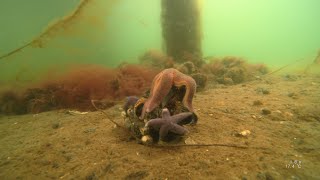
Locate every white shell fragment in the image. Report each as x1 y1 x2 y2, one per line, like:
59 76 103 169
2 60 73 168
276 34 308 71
184 137 196 145
239 130 251 137
67 110 88 115
141 135 153 145
121 111 126 118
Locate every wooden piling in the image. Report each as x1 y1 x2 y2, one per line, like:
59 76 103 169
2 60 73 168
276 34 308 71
161 0 203 66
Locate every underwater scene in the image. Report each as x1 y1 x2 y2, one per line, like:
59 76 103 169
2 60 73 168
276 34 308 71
0 0 320 179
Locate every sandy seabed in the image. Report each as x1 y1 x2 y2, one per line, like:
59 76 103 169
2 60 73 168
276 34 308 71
0 74 319 179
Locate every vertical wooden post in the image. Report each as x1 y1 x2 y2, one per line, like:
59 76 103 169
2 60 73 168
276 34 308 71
161 0 202 66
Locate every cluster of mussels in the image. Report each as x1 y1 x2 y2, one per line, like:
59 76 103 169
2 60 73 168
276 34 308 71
122 68 198 144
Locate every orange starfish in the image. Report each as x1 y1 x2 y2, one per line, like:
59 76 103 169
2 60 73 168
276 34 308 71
140 68 196 119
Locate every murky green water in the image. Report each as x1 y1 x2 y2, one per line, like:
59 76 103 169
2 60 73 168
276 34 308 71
0 1 320 179
0 0 319 83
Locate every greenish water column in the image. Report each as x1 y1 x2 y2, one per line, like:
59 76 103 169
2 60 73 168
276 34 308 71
161 0 202 64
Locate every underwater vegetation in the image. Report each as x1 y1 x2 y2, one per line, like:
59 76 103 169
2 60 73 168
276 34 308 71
202 56 269 85
0 0 92 60
139 49 174 69
0 53 269 115
0 64 159 115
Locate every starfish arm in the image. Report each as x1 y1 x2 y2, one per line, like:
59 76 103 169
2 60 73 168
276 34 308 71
169 124 188 135
170 112 193 124
159 124 170 140
146 118 166 130
140 74 161 119
182 76 196 112
161 108 171 119
172 72 196 112
140 70 173 119
147 72 173 111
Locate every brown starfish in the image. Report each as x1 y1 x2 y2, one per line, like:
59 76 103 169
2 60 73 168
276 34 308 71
140 68 196 119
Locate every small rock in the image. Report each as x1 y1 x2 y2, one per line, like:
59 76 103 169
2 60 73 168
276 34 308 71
287 92 298 99
234 130 251 137
253 100 263 106
255 76 261 80
52 162 59 168
274 110 282 114
284 112 293 119
240 130 251 136
141 135 153 145
191 73 208 89
262 89 270 94
283 74 298 81
223 77 234 85
83 128 96 133
52 122 60 129
290 175 301 180
185 137 197 145
265 172 275 180
121 111 126 118
239 130 251 136
261 108 271 115
241 176 248 180
256 87 270 95
256 172 265 179
222 108 230 113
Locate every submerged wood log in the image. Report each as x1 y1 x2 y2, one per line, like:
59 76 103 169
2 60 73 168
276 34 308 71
161 0 203 66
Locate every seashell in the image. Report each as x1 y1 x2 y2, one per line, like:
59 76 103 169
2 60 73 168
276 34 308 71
67 110 88 115
141 135 153 145
239 130 251 137
134 97 146 118
184 137 196 145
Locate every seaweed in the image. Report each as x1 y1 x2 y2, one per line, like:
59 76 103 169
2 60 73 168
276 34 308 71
202 56 269 85
0 65 159 115
139 49 174 69
0 90 26 115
